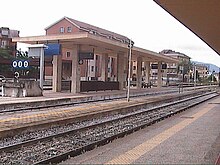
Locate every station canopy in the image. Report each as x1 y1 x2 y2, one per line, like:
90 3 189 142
13 32 178 63
154 0 220 55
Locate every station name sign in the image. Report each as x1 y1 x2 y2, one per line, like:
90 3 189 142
44 43 61 56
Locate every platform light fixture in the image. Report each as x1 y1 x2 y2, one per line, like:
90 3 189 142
193 63 197 89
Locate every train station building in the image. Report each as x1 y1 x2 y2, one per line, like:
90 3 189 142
13 17 178 93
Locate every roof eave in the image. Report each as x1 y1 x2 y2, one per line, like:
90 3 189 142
44 16 81 30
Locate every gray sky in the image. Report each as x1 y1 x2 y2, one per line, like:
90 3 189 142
1 0 220 67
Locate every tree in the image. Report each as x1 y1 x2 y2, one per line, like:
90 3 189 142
207 73 217 82
16 49 28 59
0 48 36 78
0 48 14 59
0 48 14 76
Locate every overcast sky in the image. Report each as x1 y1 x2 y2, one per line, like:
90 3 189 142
1 0 220 67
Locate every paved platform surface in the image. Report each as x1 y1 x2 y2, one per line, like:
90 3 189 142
0 86 216 106
0 87 169 104
60 95 220 164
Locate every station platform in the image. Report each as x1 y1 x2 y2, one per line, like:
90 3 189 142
60 95 220 164
0 86 217 110
0 87 183 111
0 87 168 105
0 86 217 137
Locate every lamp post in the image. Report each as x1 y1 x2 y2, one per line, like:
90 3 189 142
127 39 134 102
194 63 196 89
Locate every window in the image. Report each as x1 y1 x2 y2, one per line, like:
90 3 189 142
60 27 65 33
66 51 71 58
96 55 99 60
91 66 94 72
1 29 9 36
1 40 7 48
133 66 136 70
67 27 72 33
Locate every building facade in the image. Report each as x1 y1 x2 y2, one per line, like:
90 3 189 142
160 49 191 84
194 63 209 82
0 27 19 56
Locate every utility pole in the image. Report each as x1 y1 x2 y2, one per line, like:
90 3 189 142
127 39 134 102
194 64 196 89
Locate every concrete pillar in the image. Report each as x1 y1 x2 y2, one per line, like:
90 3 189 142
157 61 162 88
117 53 125 90
144 61 150 83
136 56 142 88
52 54 62 92
124 56 128 87
163 67 168 86
101 53 108 81
71 45 80 93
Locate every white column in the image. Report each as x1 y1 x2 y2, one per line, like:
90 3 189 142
136 57 142 88
39 47 44 89
157 61 162 88
52 54 62 92
117 53 125 90
71 45 80 93
101 53 108 81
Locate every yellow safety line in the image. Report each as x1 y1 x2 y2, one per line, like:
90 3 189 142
105 104 216 164
0 104 100 123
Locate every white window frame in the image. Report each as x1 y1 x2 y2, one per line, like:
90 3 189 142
1 40 7 48
67 27 72 33
60 27 65 33
66 51 71 58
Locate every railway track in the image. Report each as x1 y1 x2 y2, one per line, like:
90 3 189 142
0 89 177 114
0 89 212 138
0 91 218 164
0 86 214 114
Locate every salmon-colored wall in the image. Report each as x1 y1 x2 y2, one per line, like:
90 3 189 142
46 19 79 35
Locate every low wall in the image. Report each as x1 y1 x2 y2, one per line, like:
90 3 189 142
80 81 119 92
60 81 120 92
2 80 43 97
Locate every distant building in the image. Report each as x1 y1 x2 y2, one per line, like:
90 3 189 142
160 49 191 83
194 63 209 82
0 27 19 56
149 62 167 85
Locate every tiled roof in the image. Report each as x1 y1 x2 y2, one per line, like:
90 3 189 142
46 16 130 44
159 49 191 59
